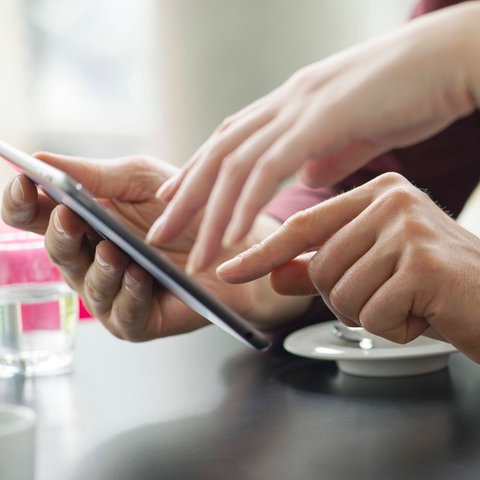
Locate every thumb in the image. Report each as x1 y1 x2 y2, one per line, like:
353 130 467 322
35 152 176 201
269 252 319 296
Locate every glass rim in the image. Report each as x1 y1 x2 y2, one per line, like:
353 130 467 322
0 231 45 251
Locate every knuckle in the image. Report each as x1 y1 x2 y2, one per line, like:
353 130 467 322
401 218 433 242
1 194 37 228
44 230 81 265
328 286 346 315
373 173 434 213
287 65 315 91
45 253 84 285
221 152 245 177
45 241 90 281
358 314 385 338
44 249 66 269
405 245 443 278
379 185 416 212
374 171 408 189
217 114 236 132
306 252 329 291
84 279 111 309
256 156 280 180
207 139 228 162
110 306 148 343
283 209 313 232
375 186 427 228
279 209 320 252
111 314 137 341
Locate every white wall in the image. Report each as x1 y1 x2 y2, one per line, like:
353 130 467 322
0 0 416 163
156 0 416 165
0 1 31 189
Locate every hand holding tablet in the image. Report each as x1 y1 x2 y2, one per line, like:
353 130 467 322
0 141 271 351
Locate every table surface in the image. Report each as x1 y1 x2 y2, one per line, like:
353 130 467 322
1 320 480 480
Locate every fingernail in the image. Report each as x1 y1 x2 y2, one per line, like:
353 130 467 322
223 223 244 249
95 251 112 271
185 247 205 275
124 271 139 290
185 259 197 276
53 208 66 235
146 217 165 243
222 231 239 250
155 178 174 200
222 231 235 250
10 177 24 204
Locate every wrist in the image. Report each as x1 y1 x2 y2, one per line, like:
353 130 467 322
396 2 479 120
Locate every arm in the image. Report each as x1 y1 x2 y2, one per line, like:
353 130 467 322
147 1 480 274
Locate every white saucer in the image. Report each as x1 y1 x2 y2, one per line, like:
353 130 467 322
283 321 458 377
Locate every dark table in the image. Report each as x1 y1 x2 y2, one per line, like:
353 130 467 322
1 320 480 480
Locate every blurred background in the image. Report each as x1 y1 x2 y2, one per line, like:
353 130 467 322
0 0 478 232
0 0 416 160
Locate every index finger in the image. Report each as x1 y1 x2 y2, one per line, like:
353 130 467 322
216 184 374 284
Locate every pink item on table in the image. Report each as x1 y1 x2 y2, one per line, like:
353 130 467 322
0 221 92 320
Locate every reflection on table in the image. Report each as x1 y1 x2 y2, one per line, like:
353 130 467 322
1 320 480 480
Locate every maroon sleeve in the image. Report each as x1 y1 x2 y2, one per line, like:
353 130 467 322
263 0 480 340
411 0 466 16
265 113 480 223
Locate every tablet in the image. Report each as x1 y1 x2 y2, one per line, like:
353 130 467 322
0 140 271 351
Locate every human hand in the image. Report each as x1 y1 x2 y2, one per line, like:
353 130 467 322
217 172 480 363
1 153 308 341
147 2 480 275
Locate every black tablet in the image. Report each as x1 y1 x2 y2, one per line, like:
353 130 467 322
0 140 271 351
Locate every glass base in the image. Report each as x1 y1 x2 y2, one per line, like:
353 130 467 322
0 350 74 377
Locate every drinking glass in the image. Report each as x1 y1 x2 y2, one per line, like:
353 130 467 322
0 224 79 376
